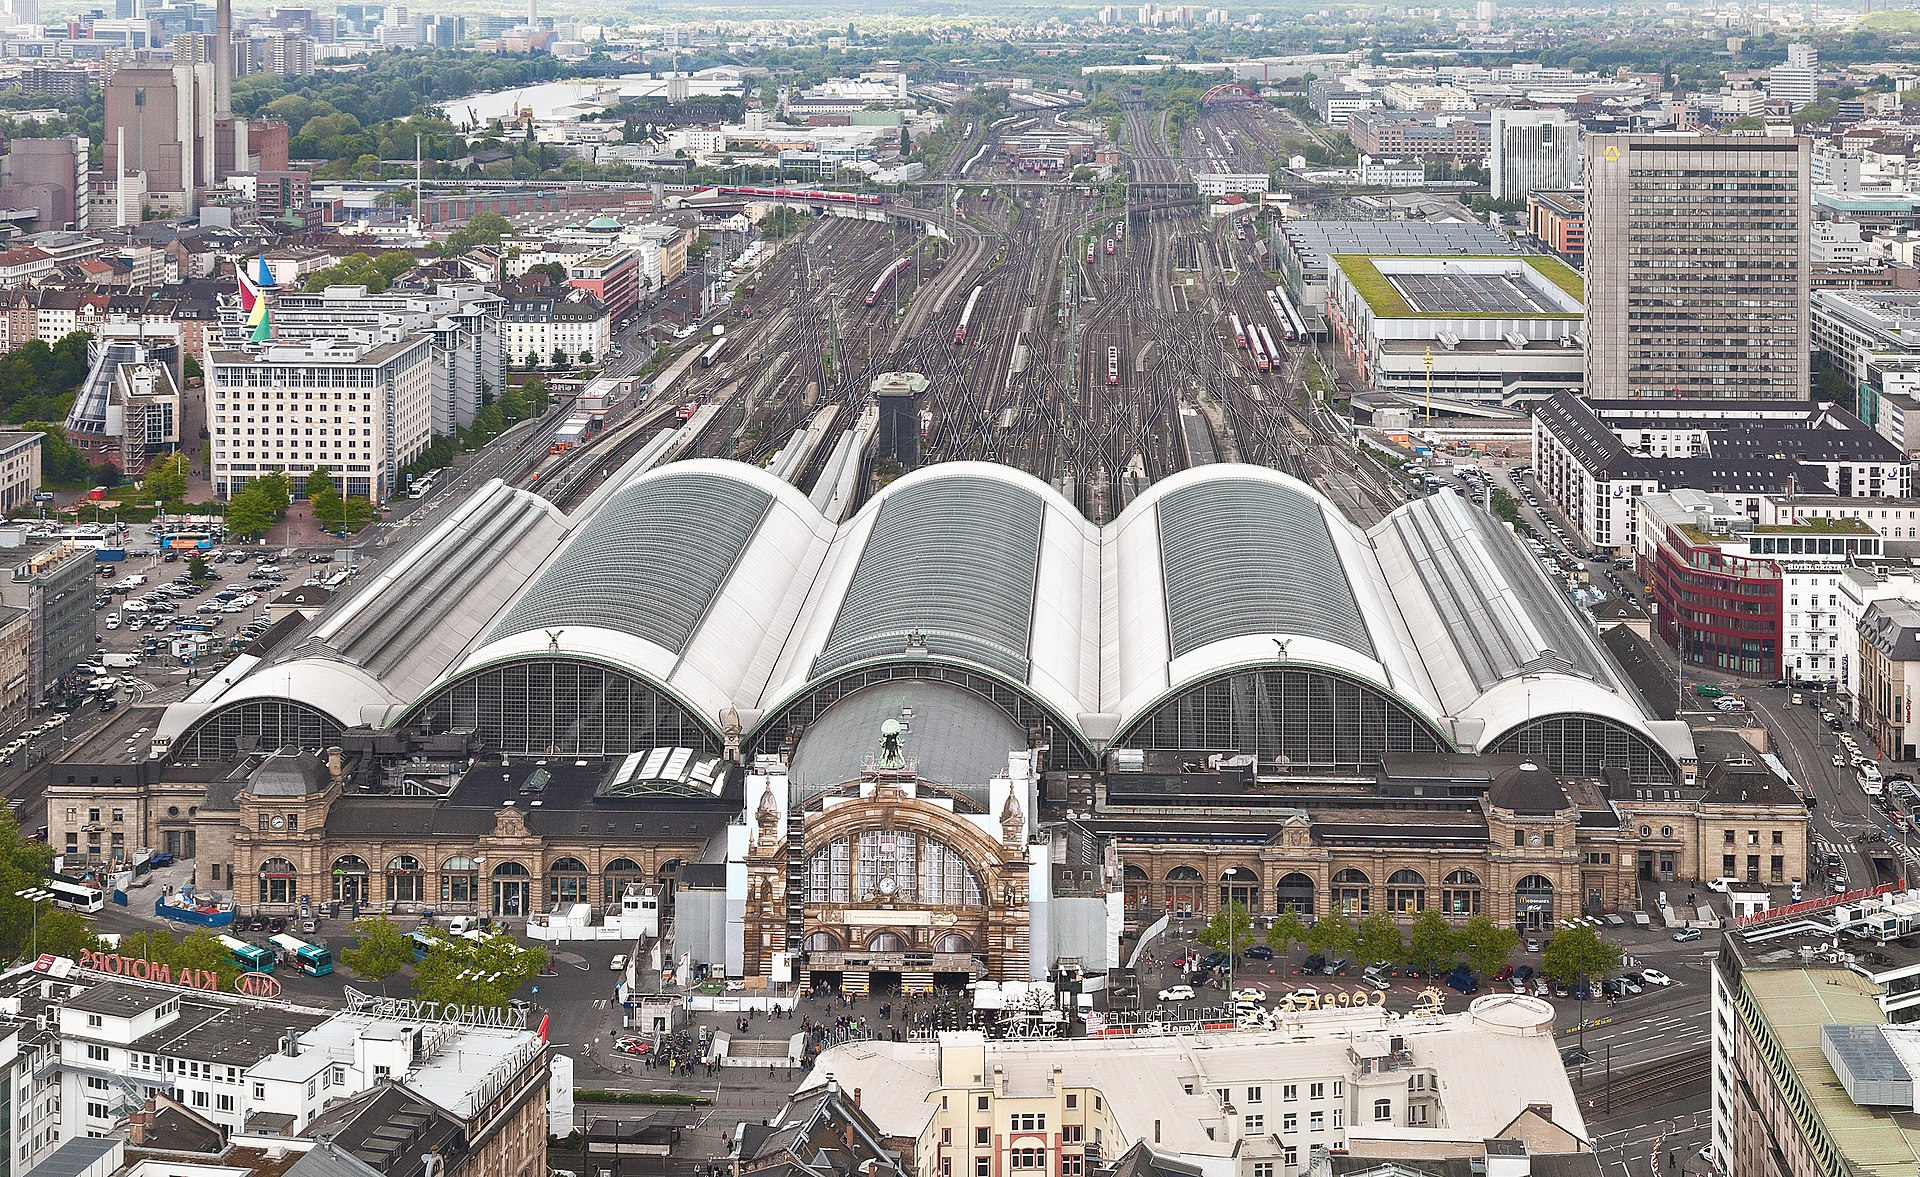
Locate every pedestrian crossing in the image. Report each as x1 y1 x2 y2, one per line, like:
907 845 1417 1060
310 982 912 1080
1812 835 1920 868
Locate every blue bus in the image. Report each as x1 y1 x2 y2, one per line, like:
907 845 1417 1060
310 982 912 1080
216 934 275 973
269 933 333 976
408 930 441 962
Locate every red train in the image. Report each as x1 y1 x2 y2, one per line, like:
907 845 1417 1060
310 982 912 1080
717 185 885 206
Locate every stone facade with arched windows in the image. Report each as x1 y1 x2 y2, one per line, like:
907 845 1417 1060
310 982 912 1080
1104 757 1810 933
223 747 735 920
740 756 1036 993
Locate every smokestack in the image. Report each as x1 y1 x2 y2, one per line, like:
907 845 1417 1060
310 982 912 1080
215 0 232 117
525 0 536 26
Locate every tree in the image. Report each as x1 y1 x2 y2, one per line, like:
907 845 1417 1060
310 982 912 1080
112 928 244 989
1303 910 1355 961
187 552 210 582
305 465 344 528
1353 912 1404 967
1402 911 1458 975
1540 925 1621 988
1266 905 1307 957
144 452 189 507
1458 914 1520 979
579 349 595 364
183 354 203 382
413 929 547 1009
0 806 100 965
340 916 413 993
551 347 568 366
225 472 291 539
1199 900 1255 957
438 212 514 257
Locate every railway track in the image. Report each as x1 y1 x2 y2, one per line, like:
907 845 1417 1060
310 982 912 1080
526 101 1406 526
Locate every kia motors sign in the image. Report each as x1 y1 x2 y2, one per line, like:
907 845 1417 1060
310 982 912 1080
235 971 282 999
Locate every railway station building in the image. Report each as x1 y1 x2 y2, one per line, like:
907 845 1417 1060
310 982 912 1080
54 457 1800 986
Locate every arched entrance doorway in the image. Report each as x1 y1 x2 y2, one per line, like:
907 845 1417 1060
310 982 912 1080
1275 873 1315 918
1516 875 1555 931
331 855 369 907
1166 866 1203 917
658 858 684 908
1220 867 1261 913
491 861 532 917
258 858 296 906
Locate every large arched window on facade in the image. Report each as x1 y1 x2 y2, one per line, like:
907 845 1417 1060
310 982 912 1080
1332 868 1371 915
1116 666 1451 769
549 857 589 907
386 855 423 904
258 858 297 906
803 931 842 954
441 856 478 905
1221 867 1261 913
1442 869 1482 917
1165 866 1204 917
1387 869 1426 915
604 858 643 907
1489 715 1679 787
402 657 719 757
805 832 985 908
174 699 343 762
1123 865 1151 914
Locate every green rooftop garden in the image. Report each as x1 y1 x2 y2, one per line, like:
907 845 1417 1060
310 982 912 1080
1333 254 1584 321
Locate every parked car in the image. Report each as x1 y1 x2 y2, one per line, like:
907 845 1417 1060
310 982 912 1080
1200 951 1230 971
1244 945 1275 961
1158 985 1196 1002
1232 988 1265 1003
1673 927 1703 943
609 954 629 972
1640 968 1674 987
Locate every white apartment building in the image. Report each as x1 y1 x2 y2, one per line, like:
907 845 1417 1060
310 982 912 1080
502 288 610 368
267 283 506 437
805 1000 1591 1177
1533 394 1909 553
6 961 552 1174
207 335 435 502
0 430 41 516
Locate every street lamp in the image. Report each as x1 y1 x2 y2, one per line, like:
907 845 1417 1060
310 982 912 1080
15 887 52 957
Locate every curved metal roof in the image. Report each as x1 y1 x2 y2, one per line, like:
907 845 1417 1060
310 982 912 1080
489 466 775 654
1157 476 1374 661
811 471 1045 681
167 458 1686 774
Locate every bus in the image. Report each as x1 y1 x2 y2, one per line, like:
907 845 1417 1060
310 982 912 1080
46 877 102 914
268 933 333 977
408 930 442 961
156 529 217 551
216 934 275 973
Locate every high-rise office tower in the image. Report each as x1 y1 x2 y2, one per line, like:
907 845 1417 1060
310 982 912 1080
1489 109 1581 201
1584 133 1811 400
1768 41 1818 110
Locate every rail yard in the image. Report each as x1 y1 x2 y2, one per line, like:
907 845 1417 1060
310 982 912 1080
521 97 1406 526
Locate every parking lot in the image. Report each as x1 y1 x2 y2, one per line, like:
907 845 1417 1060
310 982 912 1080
92 545 347 666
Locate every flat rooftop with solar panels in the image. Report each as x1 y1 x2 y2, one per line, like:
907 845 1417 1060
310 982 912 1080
1389 268 1564 315
1331 254 1584 322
